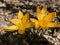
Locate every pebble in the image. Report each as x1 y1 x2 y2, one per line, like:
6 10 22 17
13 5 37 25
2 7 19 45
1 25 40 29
29 2 33 5
20 2 24 6
25 1 29 5
57 33 60 39
13 32 18 35
0 2 5 7
22 9 26 13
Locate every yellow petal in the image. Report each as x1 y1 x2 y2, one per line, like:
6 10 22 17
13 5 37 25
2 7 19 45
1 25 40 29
18 26 25 34
40 6 48 19
18 29 25 34
22 13 29 24
30 18 39 29
4 25 18 31
30 18 38 22
47 22 60 28
41 6 47 14
44 12 56 22
25 22 33 28
10 19 21 25
0 29 2 34
36 7 41 20
18 10 23 19
36 6 48 21
35 22 40 30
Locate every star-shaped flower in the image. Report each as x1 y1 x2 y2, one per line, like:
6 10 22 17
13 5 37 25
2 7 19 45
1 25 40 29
4 11 32 34
30 6 60 30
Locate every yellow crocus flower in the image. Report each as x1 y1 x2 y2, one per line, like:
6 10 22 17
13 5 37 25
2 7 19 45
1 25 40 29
30 6 60 30
4 10 32 34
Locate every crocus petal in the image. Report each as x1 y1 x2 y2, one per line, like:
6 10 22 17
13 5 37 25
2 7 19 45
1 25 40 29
4 25 18 31
47 22 60 27
10 19 21 25
25 22 33 28
0 29 2 34
39 21 48 29
18 26 25 34
36 7 41 21
18 10 23 19
30 18 38 22
18 29 25 34
41 6 47 14
40 6 48 19
22 13 29 24
30 18 39 29
35 22 40 30
44 12 56 22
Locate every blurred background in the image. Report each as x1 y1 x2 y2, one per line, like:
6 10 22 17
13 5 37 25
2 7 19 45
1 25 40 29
0 0 60 45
